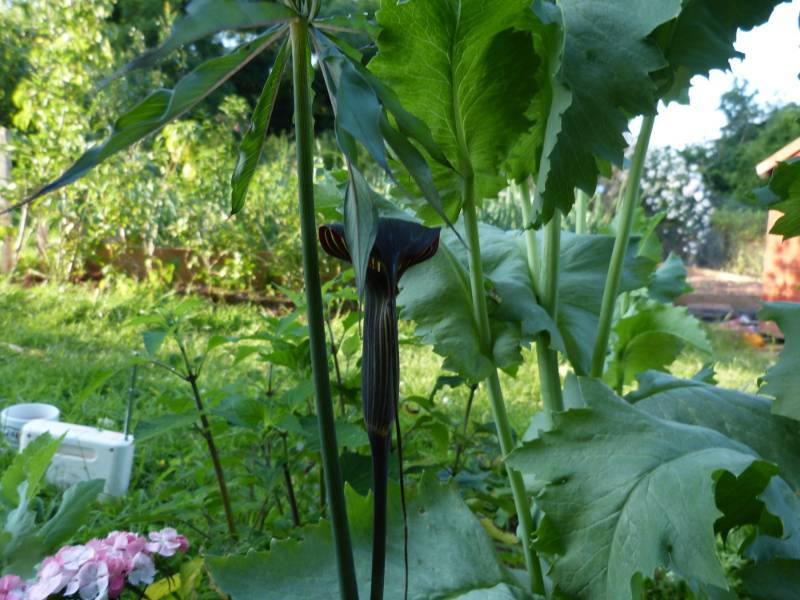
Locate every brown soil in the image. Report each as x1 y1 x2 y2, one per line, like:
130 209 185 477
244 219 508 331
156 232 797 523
684 267 762 297
676 267 762 318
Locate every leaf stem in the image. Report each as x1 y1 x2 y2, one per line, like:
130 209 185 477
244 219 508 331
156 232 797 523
462 179 546 597
290 19 359 600
589 114 655 379
536 211 564 426
518 179 540 297
575 189 588 235
451 383 478 476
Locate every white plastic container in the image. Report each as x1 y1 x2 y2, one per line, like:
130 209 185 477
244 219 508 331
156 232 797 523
1 403 60 449
20 420 134 497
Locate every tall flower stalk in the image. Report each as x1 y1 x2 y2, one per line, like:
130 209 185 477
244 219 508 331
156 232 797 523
320 218 440 600
290 15 359 600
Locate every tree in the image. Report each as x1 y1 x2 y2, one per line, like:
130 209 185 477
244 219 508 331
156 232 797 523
685 80 800 208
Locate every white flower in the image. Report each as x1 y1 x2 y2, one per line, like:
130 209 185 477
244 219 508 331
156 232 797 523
128 553 156 586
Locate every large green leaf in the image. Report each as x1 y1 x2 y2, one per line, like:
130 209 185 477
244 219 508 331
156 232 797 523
755 160 800 241
758 303 800 421
398 227 528 383
603 300 711 392
740 558 800 600
648 252 691 304
123 0 297 73
399 225 653 380
38 479 105 550
18 29 285 208
230 38 289 216
628 371 800 491
653 0 784 102
546 231 654 375
0 433 62 507
369 0 538 220
206 473 536 600
530 0 681 222
506 378 800 600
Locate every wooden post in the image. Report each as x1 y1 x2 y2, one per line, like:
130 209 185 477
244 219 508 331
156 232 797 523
0 127 13 275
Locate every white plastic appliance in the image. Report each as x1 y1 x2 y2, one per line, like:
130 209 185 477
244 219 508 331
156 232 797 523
19 420 134 497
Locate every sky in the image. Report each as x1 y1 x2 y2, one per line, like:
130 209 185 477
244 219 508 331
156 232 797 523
631 0 800 149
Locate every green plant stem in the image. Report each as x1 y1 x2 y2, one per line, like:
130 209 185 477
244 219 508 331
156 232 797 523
451 383 478 476
290 19 359 600
462 176 546 597
575 189 588 235
518 180 540 297
535 211 564 427
184 365 238 539
589 114 656 379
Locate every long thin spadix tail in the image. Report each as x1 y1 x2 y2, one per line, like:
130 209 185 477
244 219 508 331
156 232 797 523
369 432 391 600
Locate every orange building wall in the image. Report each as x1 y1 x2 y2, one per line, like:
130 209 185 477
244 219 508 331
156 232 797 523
762 210 800 304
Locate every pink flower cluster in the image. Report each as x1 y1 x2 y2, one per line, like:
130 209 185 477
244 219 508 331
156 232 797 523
0 528 188 600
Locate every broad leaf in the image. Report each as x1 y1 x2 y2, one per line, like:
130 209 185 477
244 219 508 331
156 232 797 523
18 30 286 208
142 330 169 357
653 0 784 102
369 0 538 220
38 479 105 550
544 231 654 375
740 558 800 600
0 433 62 507
604 300 711 392
122 0 297 73
648 252 691 303
207 473 535 600
530 0 681 221
628 371 800 491
399 225 653 380
231 38 289 215
759 302 800 421
507 379 799 600
755 161 800 241
398 225 543 383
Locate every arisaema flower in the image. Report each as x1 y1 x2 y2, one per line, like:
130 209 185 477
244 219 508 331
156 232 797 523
319 217 439 600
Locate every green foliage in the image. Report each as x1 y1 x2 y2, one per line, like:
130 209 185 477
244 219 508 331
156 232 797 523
628 371 800 491
507 379 800 600
399 223 655 381
703 207 765 276
369 0 538 220
758 303 800 421
207 473 539 600
5 1 800 599
755 159 800 242
530 0 680 220
0 433 104 578
687 82 800 208
604 299 711 393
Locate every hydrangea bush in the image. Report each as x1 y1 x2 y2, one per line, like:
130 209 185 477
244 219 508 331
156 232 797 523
0 528 187 600
639 146 714 262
